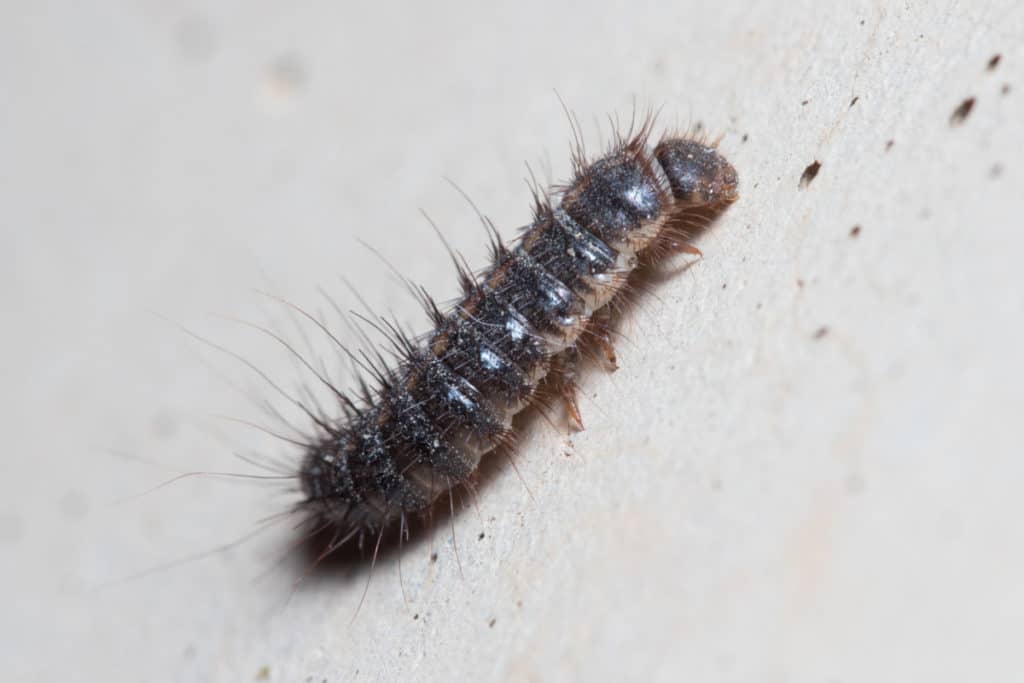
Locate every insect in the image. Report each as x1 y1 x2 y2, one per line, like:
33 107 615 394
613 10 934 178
290 113 739 565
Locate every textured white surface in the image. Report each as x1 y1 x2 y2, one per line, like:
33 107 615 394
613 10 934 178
3 1 1023 681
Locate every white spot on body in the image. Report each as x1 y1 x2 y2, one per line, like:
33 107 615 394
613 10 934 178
447 386 475 412
479 347 502 371
624 185 652 210
505 316 526 342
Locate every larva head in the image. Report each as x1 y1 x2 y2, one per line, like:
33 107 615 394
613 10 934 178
655 139 739 206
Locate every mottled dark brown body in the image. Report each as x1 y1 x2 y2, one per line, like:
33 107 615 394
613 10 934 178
299 124 738 543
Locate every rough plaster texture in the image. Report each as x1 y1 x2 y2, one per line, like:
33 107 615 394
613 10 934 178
3 1 1023 681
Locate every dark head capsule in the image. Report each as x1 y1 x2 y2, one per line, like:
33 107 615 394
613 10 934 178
655 139 739 206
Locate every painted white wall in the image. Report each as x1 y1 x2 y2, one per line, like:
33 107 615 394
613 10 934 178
4 2 1022 681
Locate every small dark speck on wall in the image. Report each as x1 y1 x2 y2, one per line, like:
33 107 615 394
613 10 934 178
813 326 830 340
987 54 1001 71
850 225 862 238
799 161 822 188
949 97 976 126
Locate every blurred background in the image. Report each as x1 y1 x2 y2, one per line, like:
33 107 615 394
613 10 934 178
3 1 1022 681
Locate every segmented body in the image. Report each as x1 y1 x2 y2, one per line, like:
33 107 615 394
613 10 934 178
298 123 738 542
